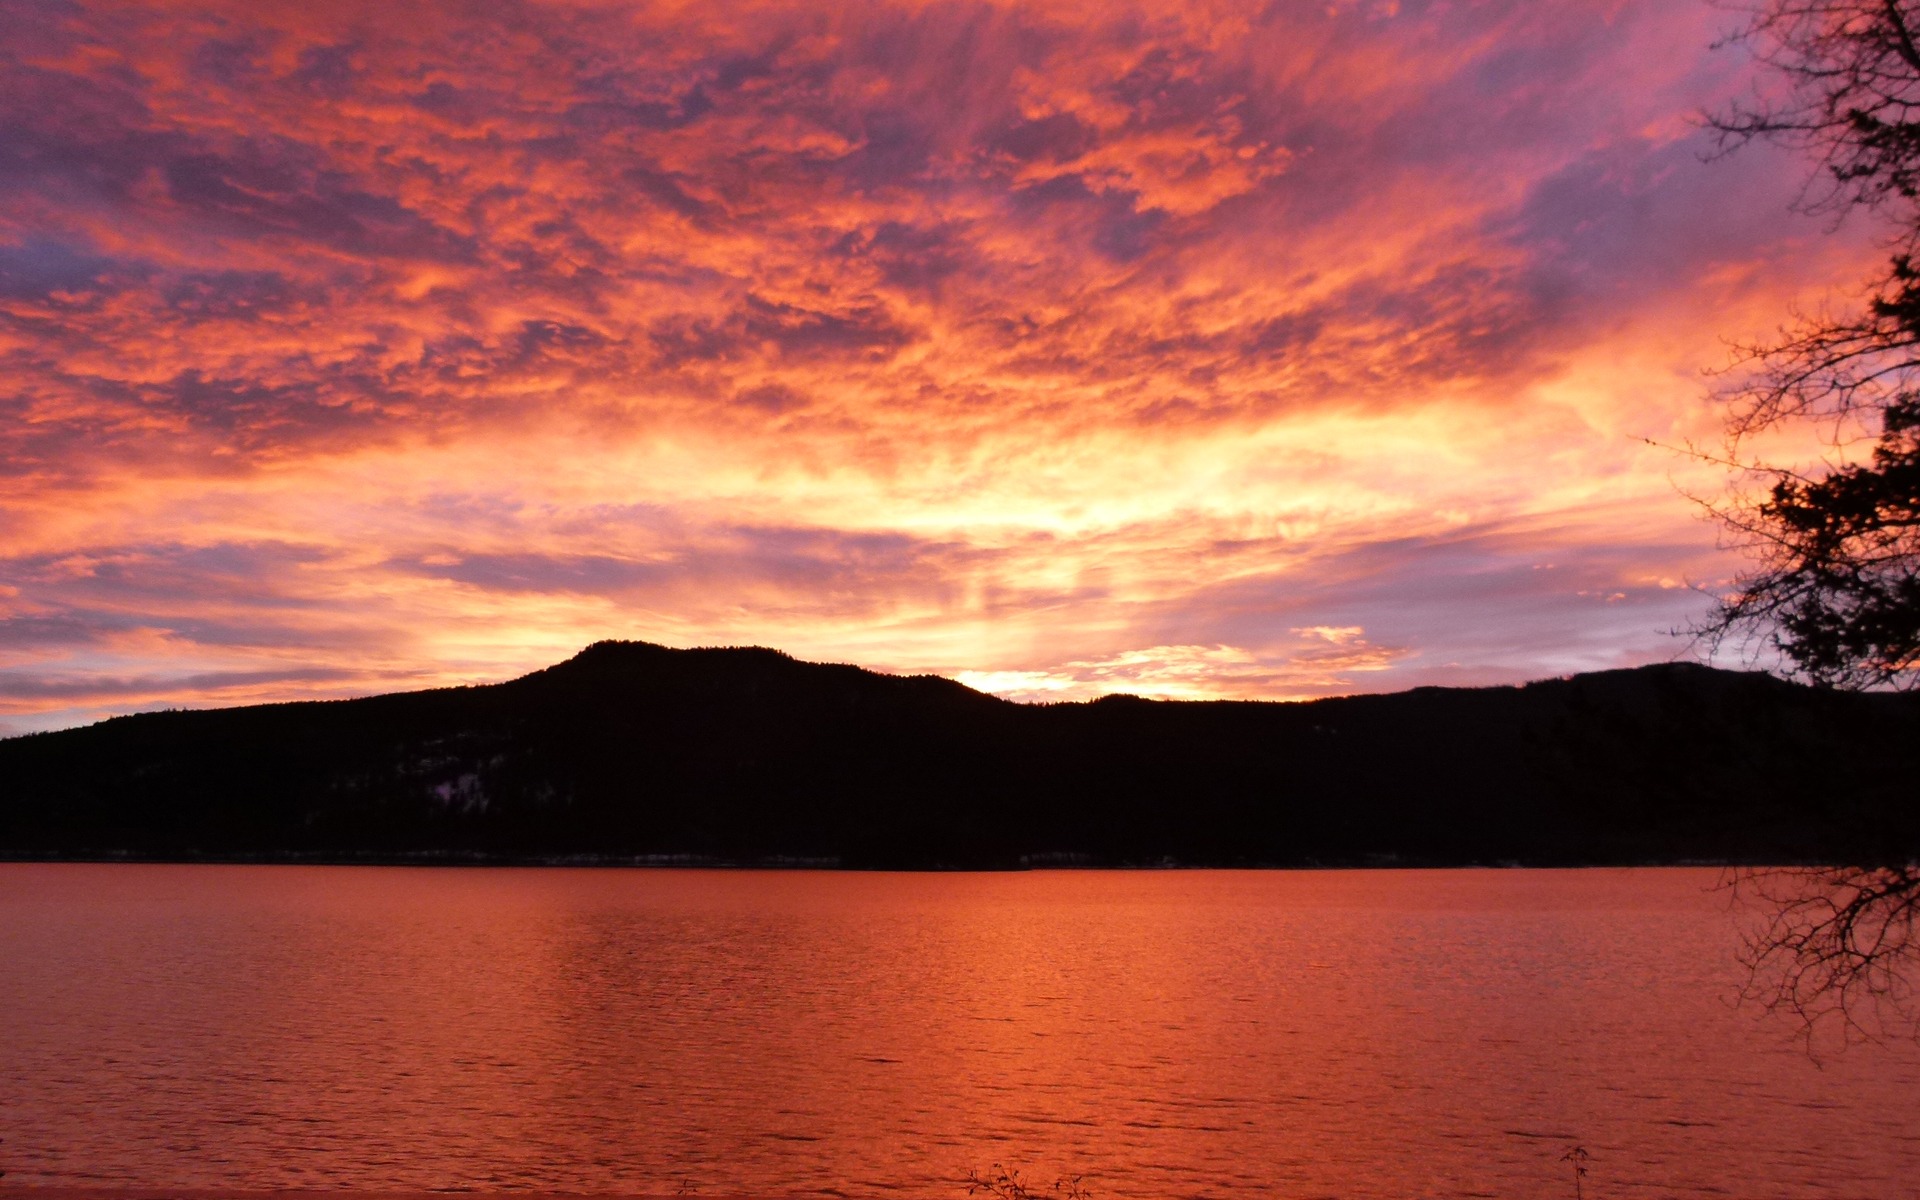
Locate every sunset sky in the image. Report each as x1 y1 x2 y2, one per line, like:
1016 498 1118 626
0 0 1886 734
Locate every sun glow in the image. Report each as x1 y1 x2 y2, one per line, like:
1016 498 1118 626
0 0 1884 732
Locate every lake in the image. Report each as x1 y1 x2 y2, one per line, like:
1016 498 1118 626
1 865 1916 1199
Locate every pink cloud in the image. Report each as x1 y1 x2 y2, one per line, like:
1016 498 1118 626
0 0 1882 730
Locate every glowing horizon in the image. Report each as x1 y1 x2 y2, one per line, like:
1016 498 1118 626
0 0 1883 733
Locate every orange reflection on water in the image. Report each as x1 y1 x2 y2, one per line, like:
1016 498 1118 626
3 865 1918 1197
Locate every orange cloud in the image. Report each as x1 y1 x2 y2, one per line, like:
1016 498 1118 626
0 0 1887 733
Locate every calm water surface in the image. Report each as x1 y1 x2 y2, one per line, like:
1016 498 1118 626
2 865 1917 1199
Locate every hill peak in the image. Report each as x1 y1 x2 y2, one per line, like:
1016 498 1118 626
3 641 1913 868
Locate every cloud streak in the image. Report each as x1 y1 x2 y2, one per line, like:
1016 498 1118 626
0 0 1882 732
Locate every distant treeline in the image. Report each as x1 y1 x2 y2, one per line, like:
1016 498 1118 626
2 641 1916 868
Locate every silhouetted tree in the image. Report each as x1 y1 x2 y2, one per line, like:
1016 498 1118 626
1706 0 1920 1041
1731 864 1920 1046
1704 1 1920 689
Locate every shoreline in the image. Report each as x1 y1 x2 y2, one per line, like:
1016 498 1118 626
0 1182 802 1190
0 1191 794 1200
0 853 1771 870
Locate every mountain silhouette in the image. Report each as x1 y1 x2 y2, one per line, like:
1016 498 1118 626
2 641 1915 867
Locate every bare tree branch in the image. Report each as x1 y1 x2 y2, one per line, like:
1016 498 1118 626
1699 1 1920 1049
1726 865 1920 1051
